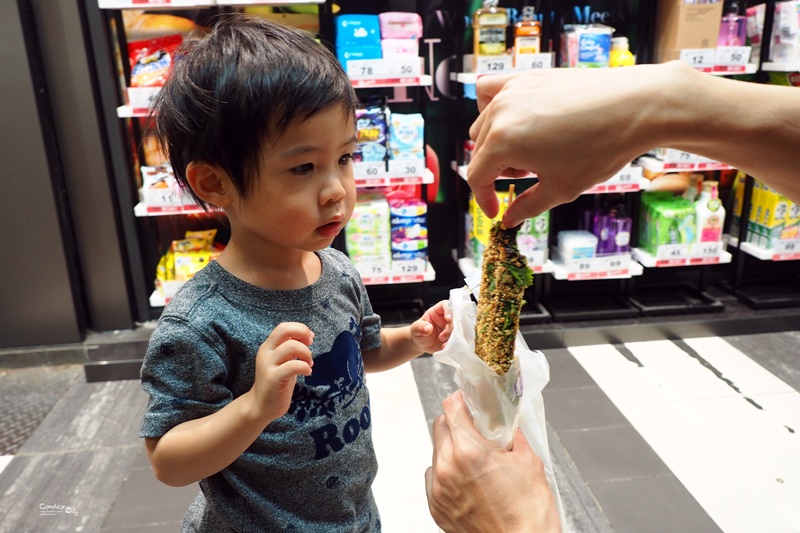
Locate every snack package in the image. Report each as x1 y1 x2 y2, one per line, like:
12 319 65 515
432 287 565 525
128 34 183 87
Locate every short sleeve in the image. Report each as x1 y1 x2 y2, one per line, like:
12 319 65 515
140 317 233 438
355 277 382 352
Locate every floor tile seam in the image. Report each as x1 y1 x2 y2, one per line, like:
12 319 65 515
586 473 677 485
544 384 604 392
554 423 632 435
100 521 184 532
13 442 141 459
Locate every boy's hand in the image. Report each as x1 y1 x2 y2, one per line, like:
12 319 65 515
410 300 452 354
251 322 314 422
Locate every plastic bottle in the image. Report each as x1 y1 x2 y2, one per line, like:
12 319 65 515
472 0 508 70
695 180 726 242
608 36 635 67
718 0 747 47
513 6 542 67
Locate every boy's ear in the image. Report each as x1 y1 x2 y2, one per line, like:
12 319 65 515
185 162 234 207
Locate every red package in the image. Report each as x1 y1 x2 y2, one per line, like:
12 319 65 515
128 34 183 87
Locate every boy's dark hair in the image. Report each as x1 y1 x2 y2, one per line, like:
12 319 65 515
150 14 358 209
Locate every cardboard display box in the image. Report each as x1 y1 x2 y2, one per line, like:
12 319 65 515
655 0 724 62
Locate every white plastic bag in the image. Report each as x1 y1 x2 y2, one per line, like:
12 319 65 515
432 287 565 523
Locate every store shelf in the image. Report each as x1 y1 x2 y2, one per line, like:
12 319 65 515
708 64 759 75
360 264 436 286
551 258 643 281
632 244 732 268
457 257 553 278
354 163 433 187
725 236 800 261
134 202 207 217
761 62 800 72
99 0 214 8
100 0 323 6
350 75 432 89
454 163 643 194
637 155 733 173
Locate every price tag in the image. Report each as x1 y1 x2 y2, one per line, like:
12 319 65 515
127 87 161 112
657 244 691 260
679 48 716 71
394 259 427 275
595 253 630 273
715 46 751 67
523 249 547 269
354 258 391 283
773 239 800 259
388 158 425 178
475 55 513 74
692 241 723 258
347 58 420 80
514 53 553 71
353 161 387 180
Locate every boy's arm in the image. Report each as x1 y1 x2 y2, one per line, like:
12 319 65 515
145 322 314 487
362 300 451 373
146 391 273 487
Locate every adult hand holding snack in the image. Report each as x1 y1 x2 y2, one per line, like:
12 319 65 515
425 391 561 533
467 61 800 228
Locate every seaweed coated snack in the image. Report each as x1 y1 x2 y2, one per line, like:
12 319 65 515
475 221 533 375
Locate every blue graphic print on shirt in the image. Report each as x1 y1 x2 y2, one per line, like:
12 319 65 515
288 317 371 460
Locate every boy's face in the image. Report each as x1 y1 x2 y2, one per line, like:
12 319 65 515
234 105 357 254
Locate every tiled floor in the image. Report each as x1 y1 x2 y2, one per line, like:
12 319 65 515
0 330 798 532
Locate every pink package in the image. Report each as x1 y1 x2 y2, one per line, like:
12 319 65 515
379 12 423 40
381 39 419 57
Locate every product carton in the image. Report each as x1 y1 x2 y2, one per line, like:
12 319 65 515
654 0 724 62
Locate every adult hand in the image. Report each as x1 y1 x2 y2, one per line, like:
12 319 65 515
467 63 681 227
425 391 561 533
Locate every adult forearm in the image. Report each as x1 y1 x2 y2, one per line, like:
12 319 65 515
658 62 800 203
147 391 272 486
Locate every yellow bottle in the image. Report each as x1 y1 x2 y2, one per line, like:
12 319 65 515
472 0 508 70
609 36 635 67
514 6 542 67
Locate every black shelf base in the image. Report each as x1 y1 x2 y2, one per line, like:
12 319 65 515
722 279 800 309
629 283 725 317
543 292 640 322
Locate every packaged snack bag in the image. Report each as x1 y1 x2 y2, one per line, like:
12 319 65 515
128 34 183 87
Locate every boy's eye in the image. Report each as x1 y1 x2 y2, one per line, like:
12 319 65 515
292 163 315 175
339 153 355 165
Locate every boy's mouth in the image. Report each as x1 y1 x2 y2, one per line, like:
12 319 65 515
317 218 343 238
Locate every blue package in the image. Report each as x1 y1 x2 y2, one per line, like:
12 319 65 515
578 32 611 67
336 15 381 47
337 45 382 70
389 113 424 154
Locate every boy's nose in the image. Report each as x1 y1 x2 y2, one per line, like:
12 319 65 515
320 173 347 205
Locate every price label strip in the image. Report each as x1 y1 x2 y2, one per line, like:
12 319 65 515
347 58 422 86
475 55 514 74
585 166 643 194
714 46 752 73
773 239 800 261
514 52 554 71
564 254 631 280
679 48 717 73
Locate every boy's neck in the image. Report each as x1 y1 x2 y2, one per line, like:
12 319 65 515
215 244 322 291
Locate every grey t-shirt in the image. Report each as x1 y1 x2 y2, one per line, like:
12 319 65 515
140 248 382 532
